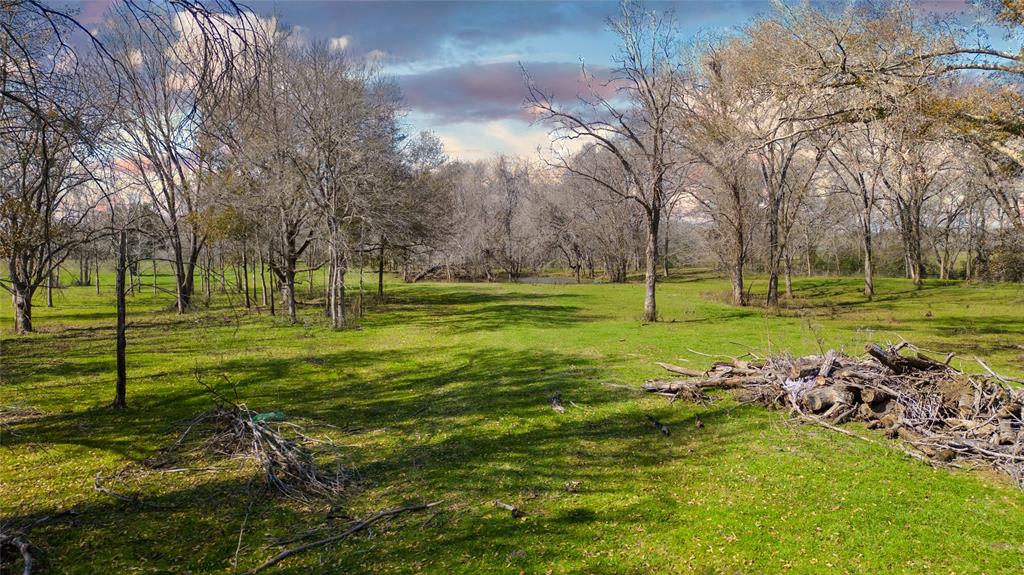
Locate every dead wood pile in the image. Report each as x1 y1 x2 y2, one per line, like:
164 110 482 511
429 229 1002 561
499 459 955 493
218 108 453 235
165 402 349 502
644 343 1024 488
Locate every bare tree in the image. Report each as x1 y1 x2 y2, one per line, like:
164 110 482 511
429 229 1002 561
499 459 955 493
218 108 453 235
96 1 261 314
0 5 105 332
527 0 681 321
826 123 889 298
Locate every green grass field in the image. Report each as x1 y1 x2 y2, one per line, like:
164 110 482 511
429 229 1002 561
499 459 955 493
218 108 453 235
2 269 1023 574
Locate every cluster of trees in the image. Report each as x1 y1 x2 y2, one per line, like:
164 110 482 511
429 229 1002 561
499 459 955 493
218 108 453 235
1 0 450 339
3 0 1023 344
530 0 1023 320
403 2 1024 322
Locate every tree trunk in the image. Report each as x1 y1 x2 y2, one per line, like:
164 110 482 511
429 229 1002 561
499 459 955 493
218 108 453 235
731 260 745 307
662 215 670 278
259 249 268 307
862 219 874 300
46 270 54 307
242 245 251 309
377 239 386 303
113 229 127 409
328 241 347 329
95 259 101 295
12 283 34 334
280 271 297 323
357 253 365 319
802 229 813 276
784 250 793 298
268 268 276 316
172 242 192 313
765 194 781 307
731 220 746 306
204 254 212 303
642 210 659 322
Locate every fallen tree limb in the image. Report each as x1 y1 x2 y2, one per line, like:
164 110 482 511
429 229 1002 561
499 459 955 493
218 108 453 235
494 500 525 518
643 375 766 393
655 362 704 378
0 534 32 575
246 501 442 574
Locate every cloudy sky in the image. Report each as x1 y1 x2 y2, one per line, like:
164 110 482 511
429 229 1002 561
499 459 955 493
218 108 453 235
243 0 780 160
74 0 978 161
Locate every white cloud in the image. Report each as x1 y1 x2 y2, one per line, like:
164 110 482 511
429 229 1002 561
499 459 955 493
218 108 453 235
432 119 584 162
366 49 388 63
328 35 350 51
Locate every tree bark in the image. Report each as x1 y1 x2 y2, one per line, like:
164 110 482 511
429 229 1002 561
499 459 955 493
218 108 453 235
11 283 34 334
268 268 276 316
259 249 268 307
242 244 251 309
731 257 745 307
204 254 212 303
662 214 670 278
328 241 347 329
765 193 782 307
113 229 127 409
642 209 659 322
275 260 298 324
377 238 386 303
784 250 793 298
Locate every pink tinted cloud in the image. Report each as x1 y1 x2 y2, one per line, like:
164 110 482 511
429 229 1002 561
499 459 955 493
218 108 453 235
399 61 619 123
77 0 116 25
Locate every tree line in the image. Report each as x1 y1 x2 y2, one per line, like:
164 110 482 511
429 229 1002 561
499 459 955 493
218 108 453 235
3 0 1023 344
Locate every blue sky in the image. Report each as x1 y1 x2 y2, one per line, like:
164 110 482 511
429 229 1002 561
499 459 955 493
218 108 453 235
73 0 985 161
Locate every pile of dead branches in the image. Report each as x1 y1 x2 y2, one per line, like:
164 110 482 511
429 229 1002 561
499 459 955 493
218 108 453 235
644 343 1024 488
165 402 349 502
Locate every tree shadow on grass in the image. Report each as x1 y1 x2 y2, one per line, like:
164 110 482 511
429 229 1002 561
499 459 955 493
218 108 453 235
0 339 757 574
365 285 601 333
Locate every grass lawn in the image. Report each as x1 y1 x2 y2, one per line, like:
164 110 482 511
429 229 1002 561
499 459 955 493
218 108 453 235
2 269 1023 574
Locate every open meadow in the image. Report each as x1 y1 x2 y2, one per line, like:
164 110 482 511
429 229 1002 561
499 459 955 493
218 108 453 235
5 0 1024 573
2 270 1023 574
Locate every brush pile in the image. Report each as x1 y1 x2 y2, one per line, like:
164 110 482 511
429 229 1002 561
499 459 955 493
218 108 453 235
165 402 349 501
644 343 1024 487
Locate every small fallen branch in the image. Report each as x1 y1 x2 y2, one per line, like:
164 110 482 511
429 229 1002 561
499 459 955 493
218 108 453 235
166 401 349 502
0 533 32 575
94 472 141 505
245 501 441 574
494 500 526 518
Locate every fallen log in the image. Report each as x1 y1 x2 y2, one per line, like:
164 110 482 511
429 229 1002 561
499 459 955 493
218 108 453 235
643 375 766 393
803 386 854 414
865 344 946 374
655 362 704 378
860 388 888 405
